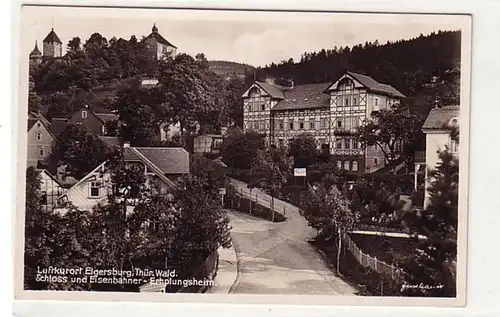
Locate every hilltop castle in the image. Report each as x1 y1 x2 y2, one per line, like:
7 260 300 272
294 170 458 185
30 24 177 66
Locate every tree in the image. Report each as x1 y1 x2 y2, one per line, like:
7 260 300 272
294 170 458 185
358 104 424 167
167 173 231 286
288 133 318 167
300 174 360 275
51 123 120 179
250 147 293 221
221 129 265 170
400 130 459 296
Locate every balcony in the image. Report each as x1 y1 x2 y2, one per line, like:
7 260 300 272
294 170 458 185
333 127 358 135
414 151 425 164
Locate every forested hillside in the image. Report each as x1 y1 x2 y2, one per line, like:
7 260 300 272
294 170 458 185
256 30 461 112
208 60 255 76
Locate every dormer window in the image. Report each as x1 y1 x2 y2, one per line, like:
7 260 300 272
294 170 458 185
82 110 88 119
35 131 42 141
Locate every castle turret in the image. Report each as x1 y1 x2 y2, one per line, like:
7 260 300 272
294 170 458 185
29 41 42 65
43 28 63 58
145 23 177 60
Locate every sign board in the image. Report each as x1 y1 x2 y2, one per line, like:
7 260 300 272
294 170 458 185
294 168 307 177
219 188 227 195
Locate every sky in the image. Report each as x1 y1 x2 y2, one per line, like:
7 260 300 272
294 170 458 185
21 6 470 67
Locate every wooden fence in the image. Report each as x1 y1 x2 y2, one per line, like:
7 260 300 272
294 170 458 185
343 233 406 280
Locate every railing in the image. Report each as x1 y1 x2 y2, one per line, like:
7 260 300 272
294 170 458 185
343 232 406 280
414 151 425 164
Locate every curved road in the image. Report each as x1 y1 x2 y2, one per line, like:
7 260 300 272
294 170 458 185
228 178 356 295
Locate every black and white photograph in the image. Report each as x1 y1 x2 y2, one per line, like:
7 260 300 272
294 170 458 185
15 5 471 306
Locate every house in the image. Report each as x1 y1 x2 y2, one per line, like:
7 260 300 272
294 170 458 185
27 112 55 168
241 70 405 175
421 105 460 207
36 169 68 213
57 143 190 211
50 105 119 137
144 23 177 60
193 134 224 155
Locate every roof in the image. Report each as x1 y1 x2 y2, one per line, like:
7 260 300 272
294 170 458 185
422 106 460 130
95 113 119 123
43 28 62 44
99 136 124 147
146 27 177 48
49 118 69 137
272 82 331 111
30 42 41 56
37 169 64 188
129 147 190 175
27 113 54 138
346 71 405 98
255 81 285 99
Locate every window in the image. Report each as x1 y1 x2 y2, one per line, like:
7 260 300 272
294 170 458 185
278 139 284 147
278 121 284 130
353 97 357 105
289 121 294 130
344 161 350 170
260 122 266 130
374 158 379 166
89 181 101 198
37 123 41 128
344 138 351 150
261 104 266 111
449 139 459 152
309 121 315 130
337 161 342 170
35 131 42 141
352 117 359 128
337 120 342 128
40 191 47 205
38 146 45 156
345 98 349 106
352 161 358 171
82 110 88 119
375 98 379 107
335 137 342 149
352 138 359 149
254 122 260 130
299 121 304 129
320 118 328 129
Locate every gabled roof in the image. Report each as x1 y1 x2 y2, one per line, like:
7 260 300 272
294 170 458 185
43 28 62 44
49 118 69 137
326 71 405 98
95 113 119 123
27 114 55 139
254 81 285 99
345 71 405 98
99 136 124 147
123 147 183 189
37 169 64 188
126 147 190 175
145 24 177 48
272 82 331 111
422 106 460 130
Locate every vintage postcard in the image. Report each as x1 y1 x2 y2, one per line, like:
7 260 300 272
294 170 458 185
14 5 471 307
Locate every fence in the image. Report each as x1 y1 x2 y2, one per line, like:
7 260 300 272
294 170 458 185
343 232 406 280
225 184 287 222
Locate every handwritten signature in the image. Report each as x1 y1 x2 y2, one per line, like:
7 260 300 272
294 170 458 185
401 282 444 292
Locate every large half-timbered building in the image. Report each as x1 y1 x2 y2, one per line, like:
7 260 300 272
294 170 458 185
242 71 405 174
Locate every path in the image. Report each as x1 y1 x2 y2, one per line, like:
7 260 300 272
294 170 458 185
227 178 356 295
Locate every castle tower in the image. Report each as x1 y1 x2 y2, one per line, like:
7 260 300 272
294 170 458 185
29 41 42 65
42 28 63 58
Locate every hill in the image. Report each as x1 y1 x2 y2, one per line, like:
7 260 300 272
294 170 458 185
256 30 461 108
208 60 255 77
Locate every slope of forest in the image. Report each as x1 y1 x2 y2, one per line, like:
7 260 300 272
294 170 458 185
208 60 255 76
256 30 461 112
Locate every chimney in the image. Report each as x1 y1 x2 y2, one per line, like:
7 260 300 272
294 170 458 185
123 142 130 148
434 96 440 109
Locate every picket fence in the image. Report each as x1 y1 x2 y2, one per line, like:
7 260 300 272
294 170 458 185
343 232 406 280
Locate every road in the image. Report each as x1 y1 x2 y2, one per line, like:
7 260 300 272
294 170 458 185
227 178 356 295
